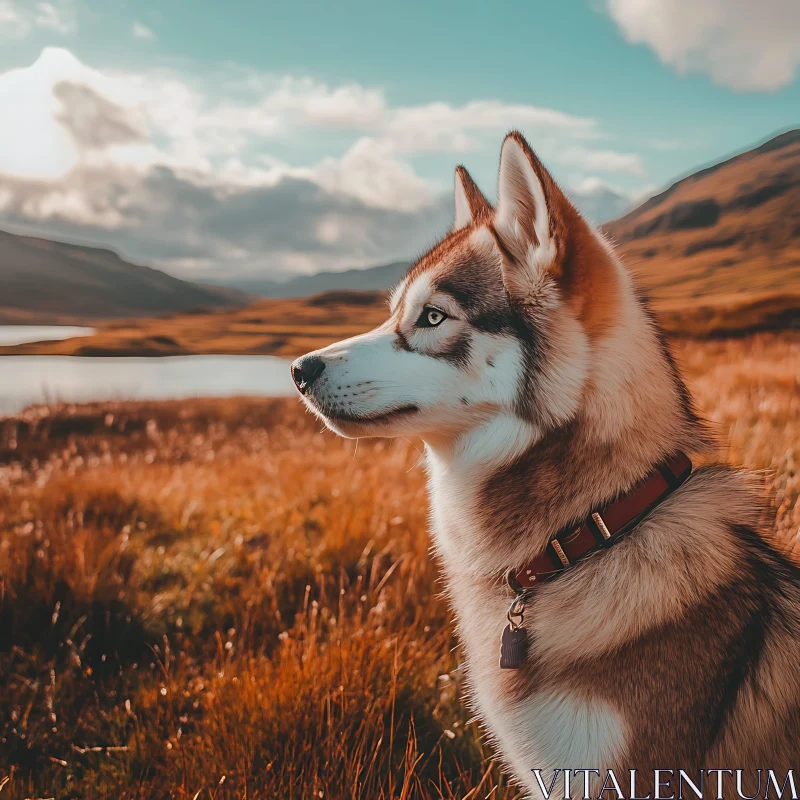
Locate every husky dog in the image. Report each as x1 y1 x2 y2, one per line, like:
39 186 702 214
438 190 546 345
291 132 800 796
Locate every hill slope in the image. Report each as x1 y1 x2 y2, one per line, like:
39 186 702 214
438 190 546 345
226 261 410 299
605 129 800 312
0 229 249 323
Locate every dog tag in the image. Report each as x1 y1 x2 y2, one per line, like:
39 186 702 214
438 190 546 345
499 623 528 669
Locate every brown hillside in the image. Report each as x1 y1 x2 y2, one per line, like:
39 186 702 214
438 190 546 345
0 291 391 358
0 228 249 322
605 129 800 310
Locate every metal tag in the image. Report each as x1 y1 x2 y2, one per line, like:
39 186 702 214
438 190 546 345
499 623 528 669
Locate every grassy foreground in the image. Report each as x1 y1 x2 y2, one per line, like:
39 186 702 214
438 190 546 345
1 333 798 799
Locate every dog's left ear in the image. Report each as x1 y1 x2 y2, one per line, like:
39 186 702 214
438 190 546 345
494 132 574 299
453 165 492 229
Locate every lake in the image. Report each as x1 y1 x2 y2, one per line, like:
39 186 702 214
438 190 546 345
0 325 96 346
0 355 296 417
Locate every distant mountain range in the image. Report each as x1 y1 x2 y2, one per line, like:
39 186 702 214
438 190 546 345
1 129 797 324
570 182 634 227
223 261 411 299
211 184 633 298
0 229 249 324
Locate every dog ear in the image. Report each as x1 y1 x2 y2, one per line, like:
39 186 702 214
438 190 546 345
453 165 491 229
494 132 572 300
492 132 621 336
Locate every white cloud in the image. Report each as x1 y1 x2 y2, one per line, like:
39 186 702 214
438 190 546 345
313 137 434 212
0 1 26 39
132 21 156 41
558 146 643 175
264 76 386 128
603 0 800 92
384 100 598 153
33 1 75 33
0 0 76 40
0 48 645 277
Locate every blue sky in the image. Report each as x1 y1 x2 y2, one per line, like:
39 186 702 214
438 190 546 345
0 0 798 279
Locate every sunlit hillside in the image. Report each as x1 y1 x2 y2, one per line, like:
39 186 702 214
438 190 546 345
606 129 800 325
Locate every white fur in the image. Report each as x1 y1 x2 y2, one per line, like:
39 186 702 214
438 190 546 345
513 693 627 797
428 458 630 798
388 276 408 314
399 271 434 327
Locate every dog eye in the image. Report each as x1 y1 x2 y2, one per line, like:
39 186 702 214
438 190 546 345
416 307 447 328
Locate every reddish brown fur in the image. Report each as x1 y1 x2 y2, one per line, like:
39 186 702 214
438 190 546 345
405 138 621 344
455 164 493 223
404 226 476 288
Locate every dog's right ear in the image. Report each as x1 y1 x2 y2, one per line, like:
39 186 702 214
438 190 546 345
493 131 576 304
453 165 491 229
491 132 621 337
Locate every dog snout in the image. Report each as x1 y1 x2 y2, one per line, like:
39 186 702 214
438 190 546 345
291 355 326 394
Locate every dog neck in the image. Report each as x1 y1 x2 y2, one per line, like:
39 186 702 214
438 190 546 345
424 307 709 580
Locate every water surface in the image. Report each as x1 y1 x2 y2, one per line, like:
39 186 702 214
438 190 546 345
0 325 96 346
0 355 295 417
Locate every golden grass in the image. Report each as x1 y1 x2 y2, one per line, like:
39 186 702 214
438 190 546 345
1 288 797 360
0 333 798 798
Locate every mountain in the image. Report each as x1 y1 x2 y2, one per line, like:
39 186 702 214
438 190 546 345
604 129 800 311
0 228 249 323
3 129 797 330
228 129 798 334
570 184 634 225
9 125 800 355
220 261 410 299
216 186 631 299
218 192 630 300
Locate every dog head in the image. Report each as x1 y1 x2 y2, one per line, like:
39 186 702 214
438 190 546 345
291 132 627 445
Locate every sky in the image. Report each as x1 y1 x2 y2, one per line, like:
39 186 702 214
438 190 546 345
0 0 798 282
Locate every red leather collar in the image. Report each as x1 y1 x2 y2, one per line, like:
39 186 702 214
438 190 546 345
508 451 692 592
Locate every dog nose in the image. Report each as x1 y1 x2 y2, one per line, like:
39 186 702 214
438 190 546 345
291 355 326 393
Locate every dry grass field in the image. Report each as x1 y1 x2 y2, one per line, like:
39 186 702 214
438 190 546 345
1 333 798 799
